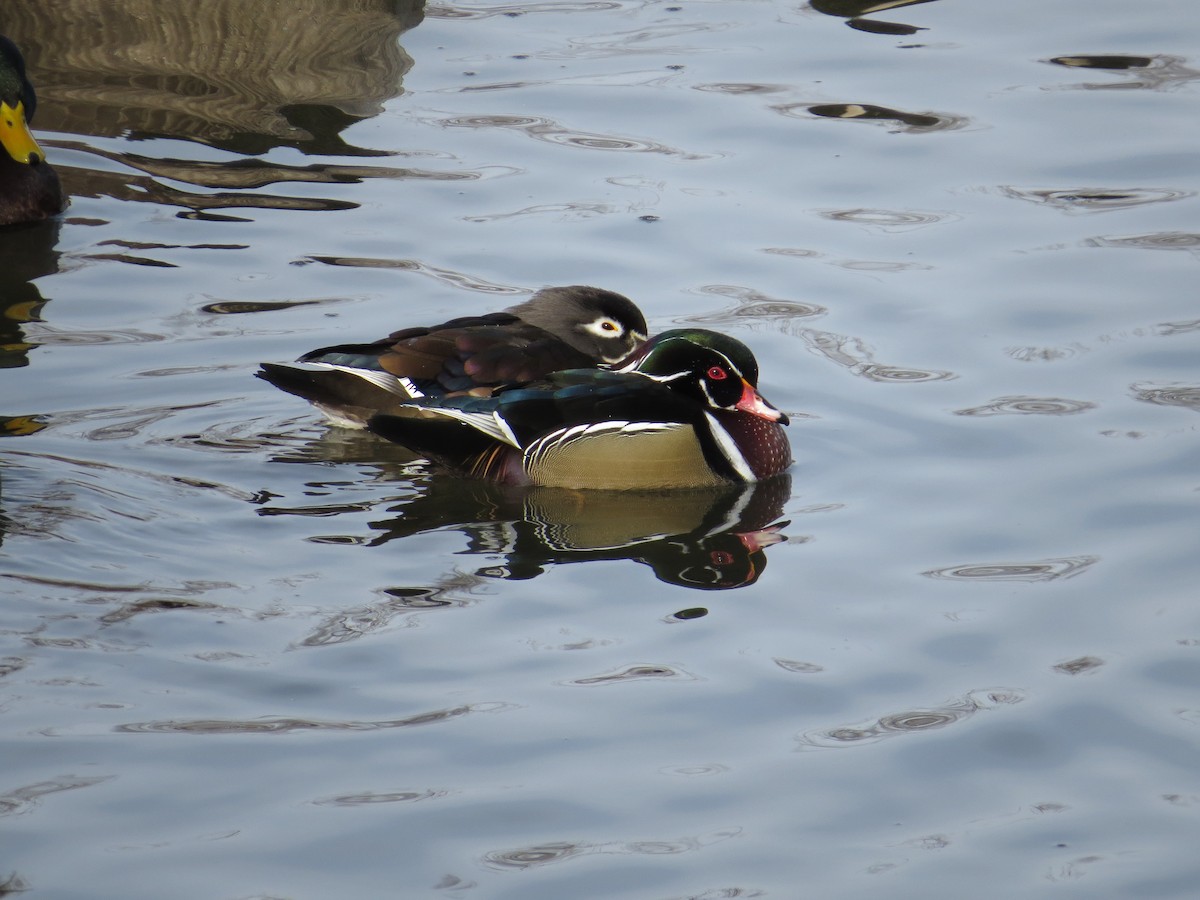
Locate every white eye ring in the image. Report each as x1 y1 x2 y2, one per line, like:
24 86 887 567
582 316 623 338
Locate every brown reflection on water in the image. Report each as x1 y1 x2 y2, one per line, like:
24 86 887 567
809 0 940 36
5 0 427 217
6 0 424 151
797 689 1024 750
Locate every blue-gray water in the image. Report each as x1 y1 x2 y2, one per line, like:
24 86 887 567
3 1 1199 897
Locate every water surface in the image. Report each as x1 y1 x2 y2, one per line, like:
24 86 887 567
2 0 1199 897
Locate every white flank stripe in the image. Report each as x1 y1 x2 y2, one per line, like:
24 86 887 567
396 404 516 445
525 420 674 461
704 412 755 481
492 412 521 447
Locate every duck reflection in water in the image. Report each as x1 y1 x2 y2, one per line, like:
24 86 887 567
358 473 793 591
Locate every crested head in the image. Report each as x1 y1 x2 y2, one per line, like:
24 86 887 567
507 285 648 364
613 328 787 425
620 328 761 384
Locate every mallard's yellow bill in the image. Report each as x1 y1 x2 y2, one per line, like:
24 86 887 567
0 100 46 165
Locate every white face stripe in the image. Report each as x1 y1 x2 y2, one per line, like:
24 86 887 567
703 411 755 481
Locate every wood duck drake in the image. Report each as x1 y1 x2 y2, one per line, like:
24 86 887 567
0 36 65 227
367 328 792 489
257 285 648 427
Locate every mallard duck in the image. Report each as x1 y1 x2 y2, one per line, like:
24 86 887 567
367 328 793 489
0 36 64 226
257 285 648 426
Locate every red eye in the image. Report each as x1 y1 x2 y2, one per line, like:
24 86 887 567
710 550 734 566
707 366 727 380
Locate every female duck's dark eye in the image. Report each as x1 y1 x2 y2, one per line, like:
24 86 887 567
707 366 727 380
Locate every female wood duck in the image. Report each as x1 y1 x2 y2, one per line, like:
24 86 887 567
257 285 648 426
0 36 64 226
367 328 793 489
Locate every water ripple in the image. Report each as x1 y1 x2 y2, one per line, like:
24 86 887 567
801 329 956 382
1054 656 1105 675
54 141 473 190
857 364 953 382
300 256 524 294
1005 344 1088 363
774 658 824 674
24 325 167 346
1047 54 1200 91
694 82 787 95
569 664 694 686
778 102 967 133
1000 186 1193 214
1131 383 1200 411
685 285 826 326
1158 319 1200 337
440 113 708 158
297 583 481 647
1086 232 1200 254
819 208 958 231
314 789 449 807
98 598 223 626
797 689 1024 750
483 828 740 870
0 775 114 817
427 2 622 19
923 556 1099 583
659 763 730 777
465 202 615 222
114 702 508 735
954 396 1096 417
